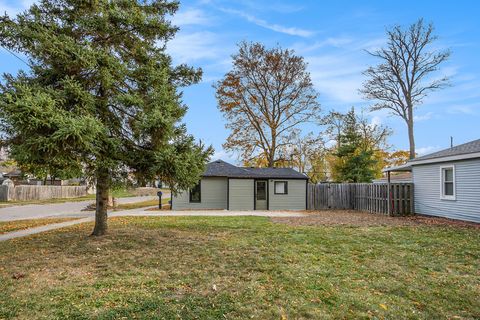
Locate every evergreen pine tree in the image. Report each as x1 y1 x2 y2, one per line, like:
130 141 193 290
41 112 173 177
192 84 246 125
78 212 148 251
0 0 212 235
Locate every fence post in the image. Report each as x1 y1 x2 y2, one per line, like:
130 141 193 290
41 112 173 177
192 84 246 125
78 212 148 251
409 184 415 215
387 172 391 216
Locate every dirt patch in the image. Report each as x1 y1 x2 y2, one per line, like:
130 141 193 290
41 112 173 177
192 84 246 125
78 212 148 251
271 210 480 228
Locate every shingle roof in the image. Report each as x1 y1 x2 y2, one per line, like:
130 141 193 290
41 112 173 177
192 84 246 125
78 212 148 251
373 172 412 183
203 160 308 179
203 160 249 177
411 138 480 162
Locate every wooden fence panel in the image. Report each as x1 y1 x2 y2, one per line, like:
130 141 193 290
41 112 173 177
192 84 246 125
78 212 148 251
307 183 414 216
0 185 8 202
0 185 87 202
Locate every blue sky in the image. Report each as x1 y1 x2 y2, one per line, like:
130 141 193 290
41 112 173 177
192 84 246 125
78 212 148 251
1 0 479 164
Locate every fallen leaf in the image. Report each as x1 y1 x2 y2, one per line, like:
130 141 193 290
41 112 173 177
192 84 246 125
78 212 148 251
12 272 26 280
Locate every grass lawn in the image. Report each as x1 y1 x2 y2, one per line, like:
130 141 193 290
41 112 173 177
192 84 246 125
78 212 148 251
0 218 77 234
114 197 170 211
0 216 478 319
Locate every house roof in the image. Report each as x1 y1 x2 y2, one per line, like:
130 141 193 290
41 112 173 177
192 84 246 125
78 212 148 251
384 138 480 172
373 172 412 183
383 163 412 172
4 169 22 177
203 160 308 179
411 139 480 163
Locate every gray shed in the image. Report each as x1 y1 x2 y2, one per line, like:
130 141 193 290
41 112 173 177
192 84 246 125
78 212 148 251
385 139 480 223
172 160 308 211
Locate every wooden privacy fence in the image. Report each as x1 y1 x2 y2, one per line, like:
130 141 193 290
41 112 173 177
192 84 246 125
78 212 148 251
307 183 414 215
0 185 87 202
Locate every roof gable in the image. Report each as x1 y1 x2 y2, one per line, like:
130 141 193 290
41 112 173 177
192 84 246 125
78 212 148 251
204 160 249 177
203 160 308 179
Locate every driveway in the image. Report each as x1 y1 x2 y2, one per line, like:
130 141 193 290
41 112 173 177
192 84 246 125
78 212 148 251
0 196 160 222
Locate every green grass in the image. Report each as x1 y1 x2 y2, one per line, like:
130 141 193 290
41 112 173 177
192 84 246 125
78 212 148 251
114 198 170 211
111 188 137 198
0 216 478 319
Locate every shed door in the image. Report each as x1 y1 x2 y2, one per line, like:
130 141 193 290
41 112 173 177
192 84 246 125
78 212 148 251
255 180 268 210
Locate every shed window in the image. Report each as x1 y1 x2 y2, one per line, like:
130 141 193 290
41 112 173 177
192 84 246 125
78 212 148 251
189 182 201 203
274 181 288 194
440 166 455 200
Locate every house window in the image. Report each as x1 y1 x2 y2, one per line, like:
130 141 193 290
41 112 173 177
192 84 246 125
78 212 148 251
274 181 288 194
189 182 201 203
440 166 455 200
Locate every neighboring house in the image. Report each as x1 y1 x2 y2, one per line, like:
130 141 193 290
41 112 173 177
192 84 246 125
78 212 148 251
28 178 64 186
373 172 412 184
2 169 77 186
385 138 480 223
3 169 23 184
172 160 308 211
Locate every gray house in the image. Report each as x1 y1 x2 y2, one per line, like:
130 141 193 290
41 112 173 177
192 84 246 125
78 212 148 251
385 139 480 223
172 160 308 211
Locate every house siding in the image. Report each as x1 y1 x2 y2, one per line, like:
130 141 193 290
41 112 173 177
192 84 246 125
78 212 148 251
412 158 480 223
228 179 254 210
172 177 227 210
268 179 306 211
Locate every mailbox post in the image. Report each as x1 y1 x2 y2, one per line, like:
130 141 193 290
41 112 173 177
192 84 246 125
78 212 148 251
157 191 163 210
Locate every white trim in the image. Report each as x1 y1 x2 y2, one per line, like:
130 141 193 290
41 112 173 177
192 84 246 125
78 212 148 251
410 152 480 165
439 165 456 200
382 163 412 172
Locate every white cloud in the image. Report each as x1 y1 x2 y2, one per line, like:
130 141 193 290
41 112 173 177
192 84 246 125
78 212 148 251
167 31 224 63
370 115 383 126
220 8 314 37
171 8 212 26
234 0 305 14
292 37 354 54
446 103 479 115
305 54 365 103
413 112 434 122
212 149 239 164
294 36 386 104
416 146 440 155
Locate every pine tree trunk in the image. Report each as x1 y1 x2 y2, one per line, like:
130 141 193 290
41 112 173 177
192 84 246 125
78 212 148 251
91 168 109 236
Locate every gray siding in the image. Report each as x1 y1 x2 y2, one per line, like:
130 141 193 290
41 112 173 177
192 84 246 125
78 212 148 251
413 158 480 222
172 177 227 210
228 179 254 210
268 179 307 211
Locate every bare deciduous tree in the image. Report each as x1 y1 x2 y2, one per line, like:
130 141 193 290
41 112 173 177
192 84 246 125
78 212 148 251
215 42 321 167
361 19 451 159
277 129 324 173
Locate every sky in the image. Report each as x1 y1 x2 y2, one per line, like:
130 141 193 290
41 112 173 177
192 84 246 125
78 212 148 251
1 0 480 164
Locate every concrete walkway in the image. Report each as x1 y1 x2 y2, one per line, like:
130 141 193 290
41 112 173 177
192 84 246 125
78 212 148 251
0 196 161 222
0 209 306 241
0 217 93 241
